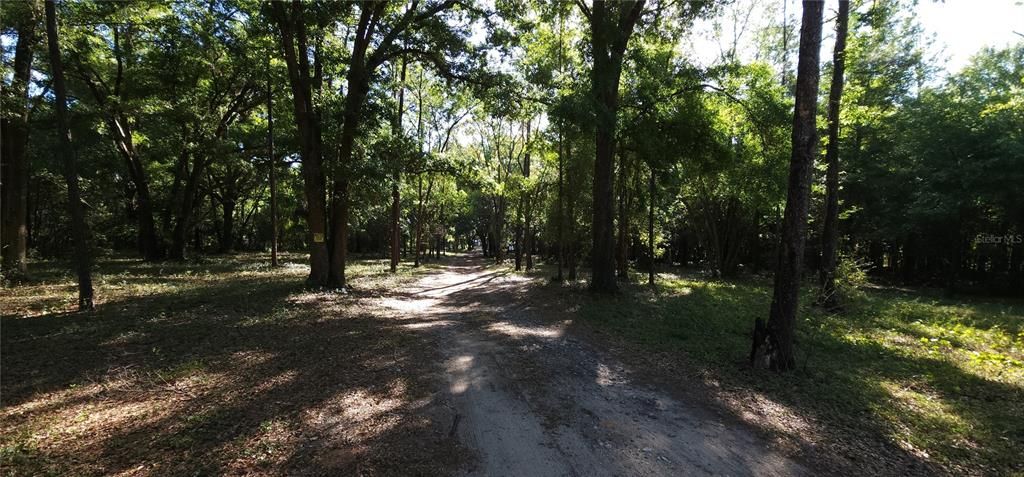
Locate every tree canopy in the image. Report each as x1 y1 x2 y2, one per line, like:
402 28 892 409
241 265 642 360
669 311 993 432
3 0 1021 323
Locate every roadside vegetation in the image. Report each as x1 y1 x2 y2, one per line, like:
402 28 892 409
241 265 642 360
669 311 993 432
557 267 1023 475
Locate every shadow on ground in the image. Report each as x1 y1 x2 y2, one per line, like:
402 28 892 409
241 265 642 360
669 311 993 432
546 265 1022 476
1 255 466 476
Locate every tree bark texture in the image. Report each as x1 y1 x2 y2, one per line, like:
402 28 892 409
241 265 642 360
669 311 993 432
1 12 36 276
818 0 850 309
46 0 94 310
751 0 824 371
588 0 645 293
271 1 329 285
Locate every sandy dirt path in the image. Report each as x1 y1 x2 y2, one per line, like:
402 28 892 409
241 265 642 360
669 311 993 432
380 255 806 476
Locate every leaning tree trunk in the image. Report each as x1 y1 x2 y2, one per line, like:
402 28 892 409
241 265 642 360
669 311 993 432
1 12 36 277
817 0 850 310
750 0 823 372
45 0 94 310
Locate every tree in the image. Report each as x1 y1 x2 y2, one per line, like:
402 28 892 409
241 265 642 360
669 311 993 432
331 0 480 287
269 1 330 285
839 0 932 278
1 0 39 277
45 0 94 311
578 0 647 293
67 3 164 261
646 161 655 286
169 6 262 261
268 65 279 267
750 0 824 371
817 0 850 309
271 0 476 288
389 55 408 273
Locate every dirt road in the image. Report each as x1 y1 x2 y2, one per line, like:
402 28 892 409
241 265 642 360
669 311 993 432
380 255 806 476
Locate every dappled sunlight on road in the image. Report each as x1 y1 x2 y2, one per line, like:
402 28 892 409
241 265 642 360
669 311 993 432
398 319 456 330
447 355 476 394
378 296 440 313
485 321 567 339
595 362 627 387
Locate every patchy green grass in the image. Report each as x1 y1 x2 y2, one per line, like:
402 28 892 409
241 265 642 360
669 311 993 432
0 253 463 476
570 270 1023 475
1 253 438 318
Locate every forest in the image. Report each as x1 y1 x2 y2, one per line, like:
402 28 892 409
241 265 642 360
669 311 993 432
1 0 1022 475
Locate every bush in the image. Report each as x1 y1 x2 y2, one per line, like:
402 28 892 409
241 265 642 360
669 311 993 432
835 254 870 301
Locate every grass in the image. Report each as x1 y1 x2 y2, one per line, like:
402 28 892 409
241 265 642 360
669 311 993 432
0 252 462 476
5 254 1020 475
565 269 1023 475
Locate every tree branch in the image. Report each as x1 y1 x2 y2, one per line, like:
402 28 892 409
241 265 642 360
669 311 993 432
574 0 593 22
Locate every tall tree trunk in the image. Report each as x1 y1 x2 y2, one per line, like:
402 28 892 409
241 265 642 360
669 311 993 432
113 29 162 261
1 12 36 277
328 5 377 289
163 145 187 236
45 0 94 310
415 176 424 267
514 198 523 271
271 1 329 285
567 144 578 281
219 198 236 253
329 86 365 289
74 25 162 261
751 0 823 372
590 26 619 293
817 0 850 310
494 197 505 264
128 154 161 261
329 177 349 289
168 154 207 261
616 144 629 278
528 203 536 270
390 56 407 273
524 123 533 271
648 164 656 287
587 0 645 293
555 9 565 282
268 70 279 266
557 130 566 281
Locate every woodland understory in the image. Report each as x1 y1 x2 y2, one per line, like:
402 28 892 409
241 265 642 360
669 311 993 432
2 0 1022 475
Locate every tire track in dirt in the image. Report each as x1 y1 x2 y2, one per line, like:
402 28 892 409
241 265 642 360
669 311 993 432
380 254 807 476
